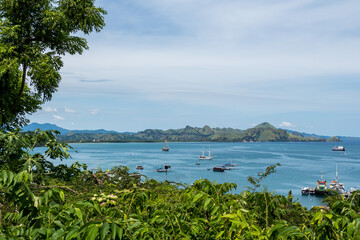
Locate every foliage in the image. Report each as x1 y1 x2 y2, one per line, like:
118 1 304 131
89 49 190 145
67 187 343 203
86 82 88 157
1 130 360 239
247 163 281 192
0 0 106 130
326 136 342 142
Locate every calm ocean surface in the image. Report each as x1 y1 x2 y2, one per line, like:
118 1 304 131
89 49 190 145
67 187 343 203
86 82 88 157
47 142 360 209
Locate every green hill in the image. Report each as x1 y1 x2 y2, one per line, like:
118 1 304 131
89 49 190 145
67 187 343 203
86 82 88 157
238 122 325 142
55 122 326 143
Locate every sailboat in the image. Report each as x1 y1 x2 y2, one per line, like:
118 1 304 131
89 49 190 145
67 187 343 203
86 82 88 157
198 147 213 160
162 140 169 151
329 164 346 195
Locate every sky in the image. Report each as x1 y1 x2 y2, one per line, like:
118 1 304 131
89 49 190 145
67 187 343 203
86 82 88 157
28 0 360 137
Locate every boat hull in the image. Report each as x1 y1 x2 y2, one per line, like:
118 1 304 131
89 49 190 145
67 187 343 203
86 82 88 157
213 167 225 172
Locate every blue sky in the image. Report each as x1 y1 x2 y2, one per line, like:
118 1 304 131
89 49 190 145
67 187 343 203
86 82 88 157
28 0 360 136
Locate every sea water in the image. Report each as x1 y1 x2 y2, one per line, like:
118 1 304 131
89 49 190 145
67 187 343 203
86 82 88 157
47 142 360 209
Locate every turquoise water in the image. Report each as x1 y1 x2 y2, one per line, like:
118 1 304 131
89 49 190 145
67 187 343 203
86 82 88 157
48 142 360 209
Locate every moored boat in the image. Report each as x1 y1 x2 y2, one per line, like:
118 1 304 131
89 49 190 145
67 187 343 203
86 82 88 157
213 166 225 172
309 187 316 195
301 187 309 195
220 166 231 170
332 146 345 151
157 165 171 172
162 140 169 151
136 165 144 170
223 160 235 167
199 147 214 160
315 179 328 195
329 165 346 195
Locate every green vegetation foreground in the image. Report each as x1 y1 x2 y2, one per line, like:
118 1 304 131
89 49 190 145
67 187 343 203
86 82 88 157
1 130 360 239
1 1 360 239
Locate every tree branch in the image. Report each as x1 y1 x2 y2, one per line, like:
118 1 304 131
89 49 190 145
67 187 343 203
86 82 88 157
38 185 79 194
11 62 27 114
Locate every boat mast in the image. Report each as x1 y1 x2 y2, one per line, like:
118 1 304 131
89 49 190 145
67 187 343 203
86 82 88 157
336 164 339 181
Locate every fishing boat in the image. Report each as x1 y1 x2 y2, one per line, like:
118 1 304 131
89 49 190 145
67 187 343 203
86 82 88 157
332 146 345 151
301 187 309 195
162 140 169 151
198 147 213 160
135 165 144 170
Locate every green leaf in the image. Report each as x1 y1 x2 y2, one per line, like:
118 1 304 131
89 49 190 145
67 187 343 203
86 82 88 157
65 226 80 240
204 198 212 210
111 223 118 240
192 193 203 203
278 226 299 236
222 213 237 219
59 190 65 201
75 208 83 222
100 222 110 240
51 229 65 240
86 226 99 240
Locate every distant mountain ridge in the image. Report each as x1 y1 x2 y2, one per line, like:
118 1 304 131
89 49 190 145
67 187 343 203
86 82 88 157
22 122 360 143
22 123 121 135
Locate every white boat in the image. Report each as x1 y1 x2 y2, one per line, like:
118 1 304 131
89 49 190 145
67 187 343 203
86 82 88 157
198 147 213 160
301 187 309 195
332 146 345 151
162 140 169 151
329 164 346 194
156 168 167 172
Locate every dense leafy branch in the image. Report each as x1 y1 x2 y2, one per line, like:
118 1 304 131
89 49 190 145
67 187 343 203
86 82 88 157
0 0 106 130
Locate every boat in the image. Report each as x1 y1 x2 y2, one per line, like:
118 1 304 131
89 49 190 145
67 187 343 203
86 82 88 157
257 172 264 176
198 147 213 160
157 165 171 172
135 165 144 170
223 160 235 167
301 187 309 195
156 168 167 172
162 140 169 151
220 166 231 170
195 162 200 165
315 179 328 196
332 146 345 151
329 165 346 195
309 187 316 195
212 166 225 172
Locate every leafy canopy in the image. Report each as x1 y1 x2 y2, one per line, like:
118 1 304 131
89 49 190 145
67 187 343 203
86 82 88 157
0 0 106 130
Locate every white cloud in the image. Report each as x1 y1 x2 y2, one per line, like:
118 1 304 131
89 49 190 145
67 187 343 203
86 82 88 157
43 107 57 112
64 107 76 113
53 115 65 121
279 121 295 128
90 109 100 115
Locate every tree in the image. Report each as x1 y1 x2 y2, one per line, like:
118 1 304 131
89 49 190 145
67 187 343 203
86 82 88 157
0 0 106 130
